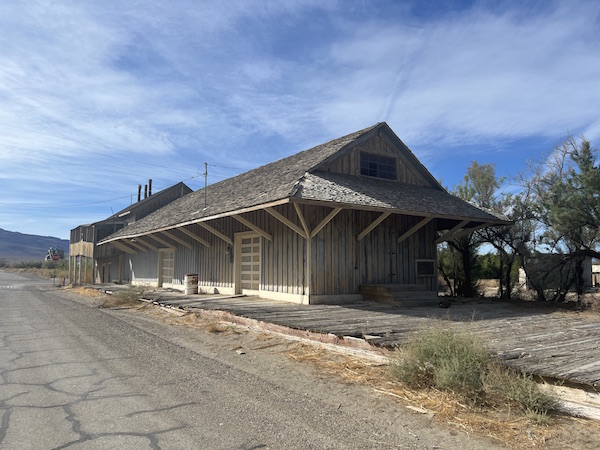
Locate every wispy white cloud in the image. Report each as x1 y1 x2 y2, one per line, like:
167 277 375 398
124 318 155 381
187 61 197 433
0 0 599 239
320 1 600 147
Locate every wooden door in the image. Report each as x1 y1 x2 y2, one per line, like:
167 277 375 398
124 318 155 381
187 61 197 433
236 234 261 294
158 250 175 287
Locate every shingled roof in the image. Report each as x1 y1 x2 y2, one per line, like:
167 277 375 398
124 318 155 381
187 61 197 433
295 172 501 222
99 123 506 244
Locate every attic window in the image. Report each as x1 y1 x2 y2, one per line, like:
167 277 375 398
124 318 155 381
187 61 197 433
360 152 397 180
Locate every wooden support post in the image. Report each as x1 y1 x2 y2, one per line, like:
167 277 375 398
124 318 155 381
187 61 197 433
435 220 470 244
397 216 434 244
161 230 193 249
266 207 307 239
111 241 138 254
198 222 233 245
310 207 342 238
294 203 311 301
136 237 159 252
147 234 176 249
233 214 273 241
448 222 492 241
178 227 211 247
294 203 310 238
358 211 391 241
127 240 148 252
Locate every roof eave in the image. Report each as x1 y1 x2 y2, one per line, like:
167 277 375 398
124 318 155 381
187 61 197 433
98 196 510 246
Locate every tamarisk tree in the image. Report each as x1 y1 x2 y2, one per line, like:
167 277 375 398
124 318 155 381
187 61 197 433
531 136 600 297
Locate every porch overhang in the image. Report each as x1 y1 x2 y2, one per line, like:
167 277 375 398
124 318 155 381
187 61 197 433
97 195 508 251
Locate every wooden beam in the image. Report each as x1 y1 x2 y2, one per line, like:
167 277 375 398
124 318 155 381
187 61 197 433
147 234 176 249
111 240 137 255
233 214 273 241
358 212 391 241
127 240 148 252
294 203 310 238
448 222 494 241
198 222 233 245
310 207 342 239
178 227 211 248
294 203 311 300
161 230 193 249
435 220 470 244
135 237 158 252
266 207 307 239
397 217 433 244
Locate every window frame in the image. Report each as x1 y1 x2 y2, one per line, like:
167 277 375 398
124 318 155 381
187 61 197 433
359 152 397 180
415 259 436 277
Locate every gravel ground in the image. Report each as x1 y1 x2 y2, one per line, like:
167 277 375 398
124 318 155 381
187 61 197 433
1 270 507 449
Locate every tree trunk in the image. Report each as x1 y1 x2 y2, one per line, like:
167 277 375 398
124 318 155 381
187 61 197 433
461 239 475 298
575 256 584 297
504 259 513 300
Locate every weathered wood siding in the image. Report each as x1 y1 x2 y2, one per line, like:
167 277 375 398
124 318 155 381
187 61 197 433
69 241 94 258
123 203 436 297
307 208 437 295
96 255 123 284
318 132 430 187
129 252 158 285
262 204 306 295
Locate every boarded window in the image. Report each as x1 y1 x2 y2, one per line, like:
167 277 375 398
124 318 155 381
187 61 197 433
416 259 435 277
360 152 397 180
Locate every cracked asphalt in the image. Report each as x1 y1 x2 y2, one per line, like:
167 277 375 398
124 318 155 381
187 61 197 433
0 271 504 449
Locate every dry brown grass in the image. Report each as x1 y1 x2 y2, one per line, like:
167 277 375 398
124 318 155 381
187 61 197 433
68 286 105 298
283 343 600 449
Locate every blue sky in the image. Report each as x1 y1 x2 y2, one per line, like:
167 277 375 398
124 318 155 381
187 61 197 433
1 0 599 240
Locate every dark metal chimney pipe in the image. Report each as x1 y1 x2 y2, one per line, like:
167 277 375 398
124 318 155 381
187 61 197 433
148 179 152 196
144 184 148 199
137 185 142 202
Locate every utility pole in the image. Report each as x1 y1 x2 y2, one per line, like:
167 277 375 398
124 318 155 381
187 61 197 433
204 162 208 209
203 163 216 208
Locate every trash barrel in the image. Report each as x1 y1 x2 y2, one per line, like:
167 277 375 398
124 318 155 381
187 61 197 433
184 273 198 295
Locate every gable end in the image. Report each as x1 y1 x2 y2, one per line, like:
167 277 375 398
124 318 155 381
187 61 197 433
313 124 436 187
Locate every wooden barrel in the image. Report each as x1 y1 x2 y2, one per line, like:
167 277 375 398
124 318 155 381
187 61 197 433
184 273 198 295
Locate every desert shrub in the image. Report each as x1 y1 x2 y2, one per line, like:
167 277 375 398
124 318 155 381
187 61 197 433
390 327 558 419
12 261 43 269
390 328 490 401
484 363 557 419
103 285 147 307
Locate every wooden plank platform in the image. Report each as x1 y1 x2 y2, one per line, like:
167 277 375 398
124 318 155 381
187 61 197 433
140 288 600 389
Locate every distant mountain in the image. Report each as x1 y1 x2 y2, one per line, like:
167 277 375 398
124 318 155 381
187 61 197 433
0 228 69 262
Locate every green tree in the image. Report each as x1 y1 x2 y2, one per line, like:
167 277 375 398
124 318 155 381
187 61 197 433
533 136 600 297
442 162 505 298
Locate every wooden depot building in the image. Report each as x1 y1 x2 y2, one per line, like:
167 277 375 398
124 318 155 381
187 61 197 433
97 123 508 305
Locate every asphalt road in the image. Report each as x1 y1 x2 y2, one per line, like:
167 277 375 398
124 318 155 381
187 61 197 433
0 271 503 449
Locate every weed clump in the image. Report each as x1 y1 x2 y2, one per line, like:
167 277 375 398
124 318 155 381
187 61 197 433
103 285 146 308
390 327 557 420
484 363 557 421
391 328 490 402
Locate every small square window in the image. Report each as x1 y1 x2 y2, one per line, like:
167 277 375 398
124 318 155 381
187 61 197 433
360 152 397 180
416 259 436 277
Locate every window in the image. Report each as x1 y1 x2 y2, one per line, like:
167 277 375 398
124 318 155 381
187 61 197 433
360 152 397 180
416 259 436 277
